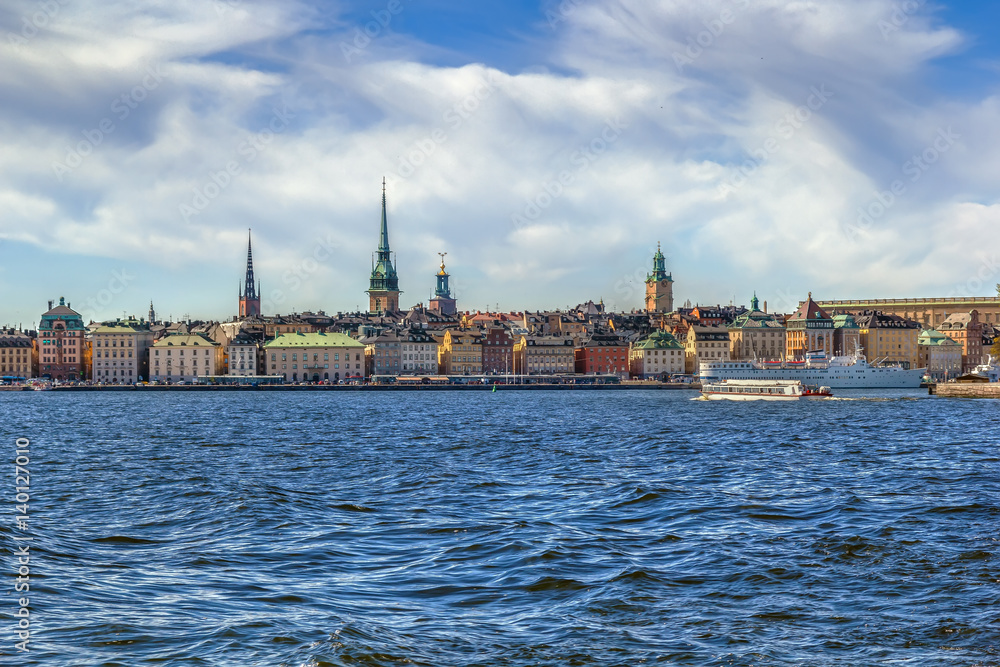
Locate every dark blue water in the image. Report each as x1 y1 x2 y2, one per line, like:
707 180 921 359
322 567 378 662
2 390 999 666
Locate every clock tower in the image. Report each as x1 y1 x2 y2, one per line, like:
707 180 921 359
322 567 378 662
644 243 674 313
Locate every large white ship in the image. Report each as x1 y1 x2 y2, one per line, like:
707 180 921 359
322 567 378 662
699 351 926 389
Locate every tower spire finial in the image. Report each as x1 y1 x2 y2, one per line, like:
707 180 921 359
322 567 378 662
239 229 261 317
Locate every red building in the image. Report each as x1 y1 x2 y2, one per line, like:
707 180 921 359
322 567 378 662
38 297 85 381
575 335 629 376
481 326 514 375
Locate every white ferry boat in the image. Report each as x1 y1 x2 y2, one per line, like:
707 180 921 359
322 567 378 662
701 379 832 401
699 351 925 389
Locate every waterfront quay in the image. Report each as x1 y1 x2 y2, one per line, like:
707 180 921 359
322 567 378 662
16 380 696 392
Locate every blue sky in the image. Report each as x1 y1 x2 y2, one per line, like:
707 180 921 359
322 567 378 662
1 0 999 327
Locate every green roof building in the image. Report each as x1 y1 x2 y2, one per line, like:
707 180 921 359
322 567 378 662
264 332 366 382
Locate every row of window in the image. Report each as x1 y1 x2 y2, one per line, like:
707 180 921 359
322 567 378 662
270 352 361 361
95 339 135 347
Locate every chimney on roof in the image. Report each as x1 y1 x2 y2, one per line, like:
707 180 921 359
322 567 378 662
48 300 53 310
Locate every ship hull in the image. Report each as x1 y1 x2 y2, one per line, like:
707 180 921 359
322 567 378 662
699 362 925 389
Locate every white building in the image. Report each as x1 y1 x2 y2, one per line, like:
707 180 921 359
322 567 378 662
629 330 685 379
227 332 260 377
91 321 155 384
400 329 439 374
150 334 224 383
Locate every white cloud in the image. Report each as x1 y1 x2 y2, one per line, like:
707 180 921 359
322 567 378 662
1 0 998 322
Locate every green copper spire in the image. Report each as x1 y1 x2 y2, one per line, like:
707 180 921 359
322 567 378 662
378 177 390 253
369 177 399 293
646 242 672 283
751 292 759 311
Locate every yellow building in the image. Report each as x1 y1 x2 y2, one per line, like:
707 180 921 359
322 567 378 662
685 325 730 374
0 329 33 380
440 329 483 375
816 296 1000 328
855 311 921 369
265 332 366 382
727 295 785 361
150 334 224 382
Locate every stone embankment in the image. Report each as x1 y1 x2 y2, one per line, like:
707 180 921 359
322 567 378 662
929 383 1000 398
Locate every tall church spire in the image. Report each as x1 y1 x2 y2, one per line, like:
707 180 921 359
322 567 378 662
378 176 390 254
243 229 257 301
367 178 401 314
239 229 261 318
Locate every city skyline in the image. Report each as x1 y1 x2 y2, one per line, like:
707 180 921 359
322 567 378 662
1 1 999 325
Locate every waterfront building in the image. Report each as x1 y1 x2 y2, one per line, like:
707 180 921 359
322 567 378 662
644 243 674 313
265 332 366 382
939 310 985 373
38 297 86 381
575 334 629 376
832 312 861 357
227 332 260 377
481 326 515 375
917 328 963 381
628 330 686 379
440 329 483 375
428 253 457 316
363 330 403 377
785 294 834 359
400 328 439 375
91 321 154 383
150 334 224 383
513 335 575 375
263 315 319 338
815 296 1000 328
0 329 33 380
685 325 730 374
367 179 401 314
239 229 262 318
727 294 785 361
855 311 922 369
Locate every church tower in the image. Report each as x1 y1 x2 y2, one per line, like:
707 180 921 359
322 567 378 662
366 178 401 314
428 252 457 316
239 229 262 318
644 242 674 313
